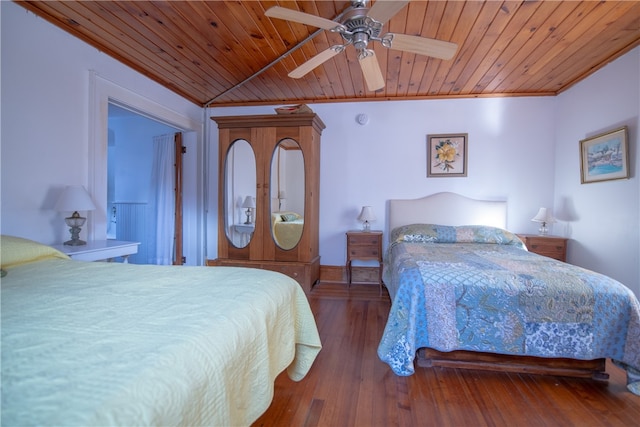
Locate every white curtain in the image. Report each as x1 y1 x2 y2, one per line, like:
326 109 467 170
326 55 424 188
148 133 175 265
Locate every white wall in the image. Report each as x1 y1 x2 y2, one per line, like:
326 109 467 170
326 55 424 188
554 47 640 296
1 2 204 262
209 95 557 265
207 52 639 296
207 59 639 299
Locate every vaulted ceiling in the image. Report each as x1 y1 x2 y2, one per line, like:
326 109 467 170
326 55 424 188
18 1 640 107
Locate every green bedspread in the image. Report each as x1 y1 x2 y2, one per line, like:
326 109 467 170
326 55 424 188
1 236 321 426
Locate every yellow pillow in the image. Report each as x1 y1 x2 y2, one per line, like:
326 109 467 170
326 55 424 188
0 235 69 268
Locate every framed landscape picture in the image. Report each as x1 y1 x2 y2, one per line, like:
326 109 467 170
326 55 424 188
580 127 629 184
427 133 468 177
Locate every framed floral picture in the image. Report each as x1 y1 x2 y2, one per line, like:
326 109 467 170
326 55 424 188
580 126 629 184
427 133 468 177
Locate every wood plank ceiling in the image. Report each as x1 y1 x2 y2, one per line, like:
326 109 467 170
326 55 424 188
17 1 640 107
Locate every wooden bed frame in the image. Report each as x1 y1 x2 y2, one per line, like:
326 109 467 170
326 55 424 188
387 192 608 380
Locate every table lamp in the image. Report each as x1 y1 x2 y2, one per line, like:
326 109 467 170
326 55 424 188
358 206 376 232
242 196 255 224
55 185 96 246
531 207 556 236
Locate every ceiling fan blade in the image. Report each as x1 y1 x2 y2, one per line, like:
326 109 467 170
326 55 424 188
388 33 458 60
288 46 343 79
265 6 345 31
358 51 385 92
367 0 410 24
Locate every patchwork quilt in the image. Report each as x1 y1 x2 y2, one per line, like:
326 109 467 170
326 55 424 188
377 224 640 394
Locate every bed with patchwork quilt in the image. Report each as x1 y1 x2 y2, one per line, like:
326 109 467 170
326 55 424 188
377 223 640 395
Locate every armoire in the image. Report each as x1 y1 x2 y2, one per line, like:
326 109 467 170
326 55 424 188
206 113 325 294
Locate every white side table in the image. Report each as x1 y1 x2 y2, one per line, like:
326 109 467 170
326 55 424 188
233 223 255 247
52 240 140 263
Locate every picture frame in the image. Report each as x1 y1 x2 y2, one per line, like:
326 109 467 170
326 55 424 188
579 126 629 184
427 133 468 177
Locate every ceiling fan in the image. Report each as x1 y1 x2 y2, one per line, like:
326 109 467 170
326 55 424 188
265 0 458 92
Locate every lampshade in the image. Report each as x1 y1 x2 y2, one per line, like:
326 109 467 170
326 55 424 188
531 207 556 235
55 185 96 212
531 207 556 224
242 196 255 209
358 206 376 231
358 206 376 222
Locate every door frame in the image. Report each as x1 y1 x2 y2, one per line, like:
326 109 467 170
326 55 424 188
174 132 184 264
89 72 203 264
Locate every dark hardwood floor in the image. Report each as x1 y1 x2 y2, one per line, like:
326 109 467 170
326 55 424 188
254 282 640 427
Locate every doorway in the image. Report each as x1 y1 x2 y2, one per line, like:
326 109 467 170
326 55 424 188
108 103 182 264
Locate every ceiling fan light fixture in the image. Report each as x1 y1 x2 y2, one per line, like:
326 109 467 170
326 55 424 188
266 0 457 92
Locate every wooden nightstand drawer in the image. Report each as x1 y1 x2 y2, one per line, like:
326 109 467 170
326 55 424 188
348 245 380 259
346 231 383 290
517 234 567 262
348 233 382 246
531 247 564 260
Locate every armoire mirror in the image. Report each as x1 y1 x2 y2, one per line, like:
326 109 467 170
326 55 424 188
224 139 256 248
270 138 304 250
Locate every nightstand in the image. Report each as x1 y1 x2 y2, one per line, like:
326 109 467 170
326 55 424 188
346 230 383 292
52 240 140 263
517 234 568 262
233 223 255 247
